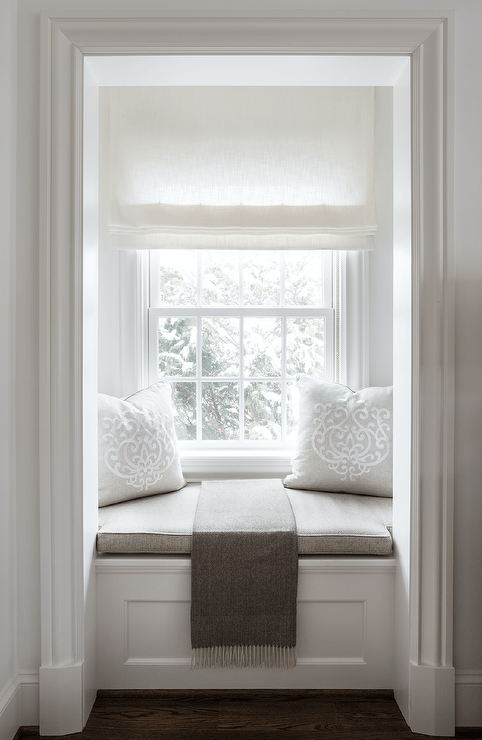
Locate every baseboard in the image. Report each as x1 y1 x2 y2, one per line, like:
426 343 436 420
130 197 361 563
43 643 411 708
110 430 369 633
409 663 455 736
456 671 482 726
0 672 39 740
39 664 84 736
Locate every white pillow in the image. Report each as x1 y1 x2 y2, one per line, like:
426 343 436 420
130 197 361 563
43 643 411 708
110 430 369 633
284 377 393 497
98 382 185 506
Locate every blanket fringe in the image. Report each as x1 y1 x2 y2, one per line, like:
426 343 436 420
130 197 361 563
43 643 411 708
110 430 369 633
191 645 296 670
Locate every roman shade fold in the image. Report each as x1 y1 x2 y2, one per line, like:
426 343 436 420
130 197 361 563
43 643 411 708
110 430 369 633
107 86 376 250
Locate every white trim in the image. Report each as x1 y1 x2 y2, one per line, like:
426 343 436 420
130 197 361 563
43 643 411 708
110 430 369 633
95 556 397 576
180 450 292 480
409 20 455 671
146 248 337 448
455 671 482 727
123 656 369 666
0 672 40 739
39 665 83 737
0 673 20 740
338 250 369 389
410 664 456 737
135 250 150 390
40 11 454 736
88 54 411 88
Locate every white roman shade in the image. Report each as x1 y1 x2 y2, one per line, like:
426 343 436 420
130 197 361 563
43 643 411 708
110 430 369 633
107 86 376 250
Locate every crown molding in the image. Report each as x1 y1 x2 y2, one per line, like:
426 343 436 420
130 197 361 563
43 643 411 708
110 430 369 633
43 14 451 55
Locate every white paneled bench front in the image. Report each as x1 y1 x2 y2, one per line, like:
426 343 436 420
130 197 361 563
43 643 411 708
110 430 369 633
96 482 395 689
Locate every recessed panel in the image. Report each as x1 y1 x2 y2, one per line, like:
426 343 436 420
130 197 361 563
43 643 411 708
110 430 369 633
126 601 191 662
296 601 366 663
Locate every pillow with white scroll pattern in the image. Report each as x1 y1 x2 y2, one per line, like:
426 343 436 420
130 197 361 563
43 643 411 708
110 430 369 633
98 382 185 507
284 377 393 497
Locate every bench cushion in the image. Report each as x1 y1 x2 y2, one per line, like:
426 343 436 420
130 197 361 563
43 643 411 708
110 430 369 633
97 482 392 556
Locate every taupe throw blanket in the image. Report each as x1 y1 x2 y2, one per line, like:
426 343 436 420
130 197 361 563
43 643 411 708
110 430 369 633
191 479 298 669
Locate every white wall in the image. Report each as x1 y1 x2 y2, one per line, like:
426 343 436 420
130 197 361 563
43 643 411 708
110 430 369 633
451 0 482 721
4 0 482 734
0 0 18 735
370 87 393 387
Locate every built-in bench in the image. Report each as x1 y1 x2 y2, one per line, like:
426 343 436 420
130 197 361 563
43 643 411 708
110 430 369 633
96 483 395 690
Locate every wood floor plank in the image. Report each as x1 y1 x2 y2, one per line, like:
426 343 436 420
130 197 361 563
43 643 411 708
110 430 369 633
219 697 338 732
86 697 218 732
16 690 482 740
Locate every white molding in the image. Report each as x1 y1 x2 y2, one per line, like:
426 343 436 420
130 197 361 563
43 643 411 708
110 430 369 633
135 251 150 389
95 555 396 576
39 15 86 736
410 664 456 737
17 672 40 727
408 16 455 675
124 656 368 666
45 14 450 55
0 672 40 739
0 673 20 740
39 665 83 737
181 451 292 479
40 11 454 736
455 671 482 727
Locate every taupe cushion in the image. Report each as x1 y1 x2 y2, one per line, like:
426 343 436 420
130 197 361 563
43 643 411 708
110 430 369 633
284 377 393 497
98 382 185 507
97 482 392 556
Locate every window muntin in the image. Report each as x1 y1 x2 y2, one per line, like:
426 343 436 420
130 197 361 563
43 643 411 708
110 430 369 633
149 250 335 447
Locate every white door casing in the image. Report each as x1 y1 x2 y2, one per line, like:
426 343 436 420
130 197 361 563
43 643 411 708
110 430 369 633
38 10 454 736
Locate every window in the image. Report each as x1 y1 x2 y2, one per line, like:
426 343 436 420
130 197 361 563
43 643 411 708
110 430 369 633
148 249 336 447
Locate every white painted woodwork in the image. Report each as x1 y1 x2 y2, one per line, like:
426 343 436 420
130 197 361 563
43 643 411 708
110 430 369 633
0 672 39 740
83 59 101 724
391 57 412 721
38 10 455 736
96 557 395 689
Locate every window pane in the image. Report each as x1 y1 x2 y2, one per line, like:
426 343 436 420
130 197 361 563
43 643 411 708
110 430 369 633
286 382 299 440
284 251 325 306
202 251 239 306
242 251 280 306
159 250 197 306
202 318 239 377
244 382 282 440
202 382 239 440
243 317 282 377
158 317 196 377
170 382 197 440
286 317 325 377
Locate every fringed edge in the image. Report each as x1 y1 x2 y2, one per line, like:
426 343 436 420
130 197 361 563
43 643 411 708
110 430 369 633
191 644 296 670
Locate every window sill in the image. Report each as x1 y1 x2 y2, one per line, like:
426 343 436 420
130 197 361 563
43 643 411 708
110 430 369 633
179 448 293 480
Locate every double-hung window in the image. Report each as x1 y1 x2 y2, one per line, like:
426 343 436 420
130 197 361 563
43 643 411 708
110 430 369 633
148 249 335 447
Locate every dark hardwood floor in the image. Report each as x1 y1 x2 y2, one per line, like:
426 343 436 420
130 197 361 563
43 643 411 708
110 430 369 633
17 690 482 740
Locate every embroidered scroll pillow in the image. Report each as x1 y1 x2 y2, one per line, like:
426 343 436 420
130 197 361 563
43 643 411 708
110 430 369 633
98 382 185 507
284 377 393 497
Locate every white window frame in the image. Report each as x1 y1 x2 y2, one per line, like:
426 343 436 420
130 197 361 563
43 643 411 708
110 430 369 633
140 248 367 479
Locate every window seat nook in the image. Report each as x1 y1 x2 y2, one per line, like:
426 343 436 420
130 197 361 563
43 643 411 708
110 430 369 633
95 379 395 688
